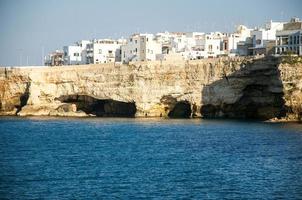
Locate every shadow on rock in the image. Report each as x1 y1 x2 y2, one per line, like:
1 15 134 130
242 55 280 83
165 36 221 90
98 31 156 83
201 56 288 120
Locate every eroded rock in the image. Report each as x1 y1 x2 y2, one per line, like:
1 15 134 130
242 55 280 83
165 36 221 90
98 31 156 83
0 57 301 121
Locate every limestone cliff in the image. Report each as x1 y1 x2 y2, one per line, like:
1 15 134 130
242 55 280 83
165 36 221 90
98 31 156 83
0 56 301 120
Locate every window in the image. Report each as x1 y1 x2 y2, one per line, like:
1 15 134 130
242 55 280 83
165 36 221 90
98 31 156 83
99 49 102 54
208 45 213 51
256 39 261 45
135 48 137 52
130 38 133 42
146 38 149 42
108 50 112 54
135 40 137 44
295 36 298 44
276 37 281 45
74 53 79 56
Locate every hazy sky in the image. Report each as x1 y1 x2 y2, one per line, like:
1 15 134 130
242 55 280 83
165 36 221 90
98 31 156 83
0 0 301 66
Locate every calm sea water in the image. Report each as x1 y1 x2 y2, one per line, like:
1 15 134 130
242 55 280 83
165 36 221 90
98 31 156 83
0 117 302 199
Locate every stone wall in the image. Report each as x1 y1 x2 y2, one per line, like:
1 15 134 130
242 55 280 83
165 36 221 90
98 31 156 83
0 56 301 120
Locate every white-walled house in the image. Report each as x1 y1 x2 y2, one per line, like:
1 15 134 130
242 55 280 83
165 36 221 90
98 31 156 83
121 34 162 63
157 32 224 60
77 40 91 64
194 32 222 58
63 40 91 65
223 25 252 55
250 20 284 55
46 18 296 66
63 45 82 65
86 39 125 64
170 32 189 53
275 18 302 55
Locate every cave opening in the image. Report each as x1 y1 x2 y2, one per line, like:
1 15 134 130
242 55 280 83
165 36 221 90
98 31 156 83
15 82 30 114
168 101 192 118
200 84 286 120
56 95 136 117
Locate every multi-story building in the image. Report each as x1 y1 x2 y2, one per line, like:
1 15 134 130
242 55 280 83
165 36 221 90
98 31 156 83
46 18 300 66
194 32 223 58
158 32 226 60
250 20 284 55
45 50 64 66
63 40 90 65
121 34 162 63
275 17 302 56
221 25 252 55
86 39 125 64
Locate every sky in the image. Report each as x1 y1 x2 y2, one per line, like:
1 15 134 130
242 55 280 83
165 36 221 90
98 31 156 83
0 0 301 66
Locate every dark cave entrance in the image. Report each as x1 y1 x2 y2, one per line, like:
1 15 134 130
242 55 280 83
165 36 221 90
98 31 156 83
15 82 30 114
200 84 286 120
168 101 192 118
56 95 136 117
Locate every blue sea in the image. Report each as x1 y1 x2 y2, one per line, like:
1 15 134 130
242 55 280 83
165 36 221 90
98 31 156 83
0 117 302 199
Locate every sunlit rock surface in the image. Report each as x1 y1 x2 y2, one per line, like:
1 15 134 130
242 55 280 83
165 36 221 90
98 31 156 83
0 56 301 120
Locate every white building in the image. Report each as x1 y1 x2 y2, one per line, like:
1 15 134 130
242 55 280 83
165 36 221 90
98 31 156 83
121 34 162 63
170 32 189 52
194 32 223 58
276 18 302 55
63 40 90 65
86 39 125 64
63 45 82 65
250 20 284 55
157 31 226 60
222 25 252 55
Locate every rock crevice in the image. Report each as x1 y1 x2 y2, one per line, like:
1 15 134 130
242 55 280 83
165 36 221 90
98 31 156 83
0 57 301 120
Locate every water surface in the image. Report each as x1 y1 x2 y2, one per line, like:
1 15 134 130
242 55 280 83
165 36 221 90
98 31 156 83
0 117 302 199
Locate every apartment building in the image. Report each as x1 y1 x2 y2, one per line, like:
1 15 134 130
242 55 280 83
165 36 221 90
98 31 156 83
86 39 125 64
121 34 162 63
63 40 90 65
275 17 302 55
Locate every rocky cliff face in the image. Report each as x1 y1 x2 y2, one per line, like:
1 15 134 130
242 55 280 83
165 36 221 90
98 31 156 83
0 56 301 120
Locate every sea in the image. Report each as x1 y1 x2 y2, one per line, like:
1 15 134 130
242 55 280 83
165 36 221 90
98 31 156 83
0 117 302 199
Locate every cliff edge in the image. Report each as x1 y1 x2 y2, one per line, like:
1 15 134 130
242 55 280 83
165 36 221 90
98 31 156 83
0 56 301 121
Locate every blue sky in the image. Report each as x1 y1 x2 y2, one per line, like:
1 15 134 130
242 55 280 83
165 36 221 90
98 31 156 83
0 0 301 66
